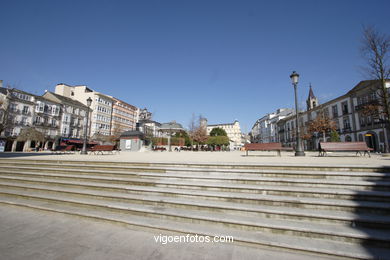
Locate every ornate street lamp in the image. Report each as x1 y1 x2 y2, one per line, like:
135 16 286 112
81 97 93 154
290 71 305 156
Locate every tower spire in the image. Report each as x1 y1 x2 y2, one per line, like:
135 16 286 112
308 83 315 99
306 84 318 110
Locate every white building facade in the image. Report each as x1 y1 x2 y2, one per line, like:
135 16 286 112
111 97 139 134
43 91 89 139
206 120 243 150
3 88 36 137
33 96 61 138
55 84 114 136
250 108 294 143
277 80 390 152
0 87 63 151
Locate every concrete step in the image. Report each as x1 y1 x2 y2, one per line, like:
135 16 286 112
1 181 389 229
0 187 389 248
1 164 390 191
1 170 390 202
1 169 389 196
1 163 390 181
2 199 389 260
1 158 390 173
0 176 389 215
1 159 389 259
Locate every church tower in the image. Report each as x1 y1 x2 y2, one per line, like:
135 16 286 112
306 84 318 111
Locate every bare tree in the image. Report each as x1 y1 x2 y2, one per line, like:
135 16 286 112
108 122 126 145
0 88 12 135
188 113 197 151
362 26 390 83
188 114 208 150
17 127 45 142
91 133 111 144
188 113 196 136
306 110 336 142
192 126 208 147
17 127 45 151
361 25 390 151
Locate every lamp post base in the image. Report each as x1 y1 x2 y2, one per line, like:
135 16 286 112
80 150 88 155
295 151 306 156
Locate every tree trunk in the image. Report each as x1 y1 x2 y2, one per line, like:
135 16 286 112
382 79 390 153
23 140 31 152
11 140 17 152
384 125 389 153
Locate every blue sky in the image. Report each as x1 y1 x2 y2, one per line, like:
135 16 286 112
1 0 389 133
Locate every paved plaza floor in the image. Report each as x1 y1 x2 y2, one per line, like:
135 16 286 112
0 150 390 167
0 204 335 260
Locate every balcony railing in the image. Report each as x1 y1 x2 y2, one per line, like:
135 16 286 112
341 127 352 133
10 109 20 114
46 123 59 128
33 121 59 129
355 100 380 111
13 121 30 126
22 111 31 116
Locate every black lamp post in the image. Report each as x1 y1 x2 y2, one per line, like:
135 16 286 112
290 71 305 156
81 97 93 154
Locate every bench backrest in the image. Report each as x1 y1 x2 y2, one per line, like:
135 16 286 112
64 145 74 151
91 145 115 151
244 143 283 150
54 145 67 151
54 145 73 151
319 142 370 151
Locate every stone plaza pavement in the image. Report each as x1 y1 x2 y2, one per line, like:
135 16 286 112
0 204 333 260
0 150 389 167
0 150 388 260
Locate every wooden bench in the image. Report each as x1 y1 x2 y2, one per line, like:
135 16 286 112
153 146 166 152
243 143 293 156
89 145 116 155
52 145 75 154
319 142 373 157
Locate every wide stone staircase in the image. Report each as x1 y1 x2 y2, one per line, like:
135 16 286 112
0 158 389 259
